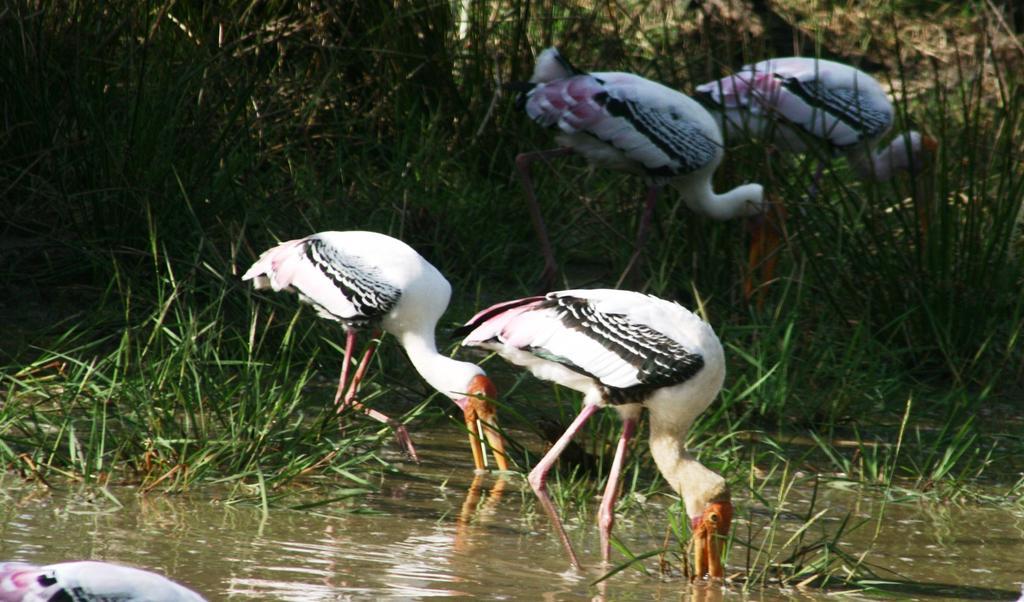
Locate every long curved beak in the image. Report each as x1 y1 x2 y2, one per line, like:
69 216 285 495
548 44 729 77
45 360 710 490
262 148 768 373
461 375 509 472
745 197 786 306
692 500 733 580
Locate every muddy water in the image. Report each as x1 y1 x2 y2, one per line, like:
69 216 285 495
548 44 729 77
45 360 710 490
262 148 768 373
1 425 1021 601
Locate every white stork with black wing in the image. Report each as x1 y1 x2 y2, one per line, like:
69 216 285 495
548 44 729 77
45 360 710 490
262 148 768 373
243 230 508 471
695 57 938 181
511 48 765 286
0 561 206 602
458 288 732 579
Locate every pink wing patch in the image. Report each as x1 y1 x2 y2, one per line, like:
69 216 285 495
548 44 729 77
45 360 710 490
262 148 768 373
460 297 546 346
525 76 608 133
700 71 782 112
0 563 45 601
242 238 306 291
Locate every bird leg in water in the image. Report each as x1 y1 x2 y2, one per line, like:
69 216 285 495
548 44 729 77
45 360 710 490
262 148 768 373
617 185 661 288
597 416 637 563
527 402 602 570
515 147 574 290
335 330 420 462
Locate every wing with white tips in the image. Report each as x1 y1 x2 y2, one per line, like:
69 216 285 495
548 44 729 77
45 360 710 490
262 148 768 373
697 57 893 148
460 290 705 398
243 234 402 327
519 69 720 177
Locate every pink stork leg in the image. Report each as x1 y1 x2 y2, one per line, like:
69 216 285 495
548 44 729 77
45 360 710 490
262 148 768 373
515 147 574 290
527 402 602 570
337 330 419 462
617 185 661 287
597 416 638 563
332 329 359 408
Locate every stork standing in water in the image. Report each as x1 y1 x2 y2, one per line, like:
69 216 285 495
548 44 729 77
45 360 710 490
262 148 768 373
0 561 205 602
510 48 765 288
695 57 938 183
243 231 508 471
458 289 732 578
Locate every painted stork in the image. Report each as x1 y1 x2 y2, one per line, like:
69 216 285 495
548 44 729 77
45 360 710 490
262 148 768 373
695 57 938 183
243 230 508 471
695 57 938 299
510 47 765 287
0 561 205 602
457 288 731 578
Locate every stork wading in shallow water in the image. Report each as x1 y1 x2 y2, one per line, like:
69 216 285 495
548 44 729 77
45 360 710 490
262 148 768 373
243 230 508 471
510 47 765 288
458 288 732 578
0 561 206 602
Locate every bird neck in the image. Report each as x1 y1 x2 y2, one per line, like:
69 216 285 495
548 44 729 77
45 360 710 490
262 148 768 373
678 181 765 221
647 413 728 519
399 329 483 403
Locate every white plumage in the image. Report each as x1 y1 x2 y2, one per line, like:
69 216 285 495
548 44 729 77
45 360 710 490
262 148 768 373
243 230 508 470
459 288 732 577
696 56 938 180
0 561 205 602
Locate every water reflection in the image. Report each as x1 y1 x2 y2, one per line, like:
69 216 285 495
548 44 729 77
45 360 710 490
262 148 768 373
0 425 1022 600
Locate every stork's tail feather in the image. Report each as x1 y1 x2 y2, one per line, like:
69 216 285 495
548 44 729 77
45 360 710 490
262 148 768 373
242 237 308 291
530 47 584 83
691 88 718 110
454 295 546 341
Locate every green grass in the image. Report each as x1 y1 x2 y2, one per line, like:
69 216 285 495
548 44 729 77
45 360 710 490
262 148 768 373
2 0 1023 593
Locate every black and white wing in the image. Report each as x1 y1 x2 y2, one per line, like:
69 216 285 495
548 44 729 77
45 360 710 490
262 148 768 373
461 289 706 404
243 233 402 328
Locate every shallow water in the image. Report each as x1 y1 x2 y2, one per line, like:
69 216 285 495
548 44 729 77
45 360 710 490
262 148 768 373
1 425 1021 601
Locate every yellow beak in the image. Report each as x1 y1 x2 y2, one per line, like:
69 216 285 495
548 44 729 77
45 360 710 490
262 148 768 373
461 375 509 472
692 500 733 580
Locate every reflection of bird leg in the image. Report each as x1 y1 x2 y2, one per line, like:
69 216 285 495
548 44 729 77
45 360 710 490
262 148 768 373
454 474 508 554
689 578 725 602
454 473 485 554
335 331 419 461
515 147 575 290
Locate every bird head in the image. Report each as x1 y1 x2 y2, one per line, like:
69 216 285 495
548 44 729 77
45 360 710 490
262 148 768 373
455 374 510 472
888 131 939 175
691 495 733 580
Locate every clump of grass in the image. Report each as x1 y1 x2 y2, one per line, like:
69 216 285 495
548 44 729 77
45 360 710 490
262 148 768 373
0 225 397 498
